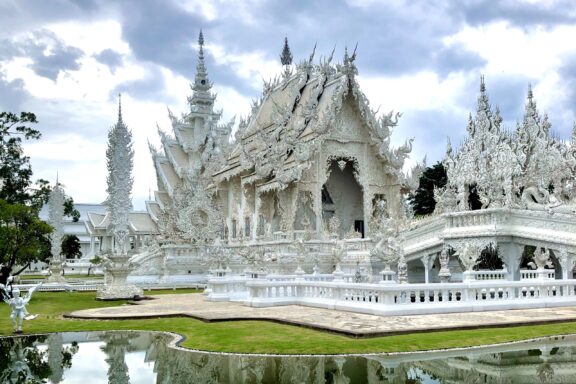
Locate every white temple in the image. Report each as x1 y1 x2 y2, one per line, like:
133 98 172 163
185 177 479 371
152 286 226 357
87 32 576 314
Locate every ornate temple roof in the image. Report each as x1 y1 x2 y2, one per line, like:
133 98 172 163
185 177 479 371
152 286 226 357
436 78 576 213
213 46 411 190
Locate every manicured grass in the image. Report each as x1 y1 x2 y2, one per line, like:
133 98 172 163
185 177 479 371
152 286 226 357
2 291 576 354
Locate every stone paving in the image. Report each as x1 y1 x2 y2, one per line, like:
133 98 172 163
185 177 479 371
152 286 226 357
65 293 576 337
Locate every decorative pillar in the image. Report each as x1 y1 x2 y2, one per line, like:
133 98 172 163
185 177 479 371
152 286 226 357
500 243 523 281
363 188 371 239
314 185 323 235
253 190 261 240
557 249 574 280
420 254 432 284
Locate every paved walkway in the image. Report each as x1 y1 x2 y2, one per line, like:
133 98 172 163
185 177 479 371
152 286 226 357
65 294 576 337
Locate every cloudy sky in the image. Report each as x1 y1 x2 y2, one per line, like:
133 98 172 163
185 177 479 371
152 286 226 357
1 0 576 209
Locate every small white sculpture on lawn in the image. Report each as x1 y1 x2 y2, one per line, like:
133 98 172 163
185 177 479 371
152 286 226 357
1 282 43 333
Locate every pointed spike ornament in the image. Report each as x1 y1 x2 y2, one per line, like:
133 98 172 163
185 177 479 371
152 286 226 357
117 93 123 124
280 37 293 66
190 29 215 112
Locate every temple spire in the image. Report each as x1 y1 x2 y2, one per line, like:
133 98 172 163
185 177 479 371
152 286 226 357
190 29 215 111
280 37 292 66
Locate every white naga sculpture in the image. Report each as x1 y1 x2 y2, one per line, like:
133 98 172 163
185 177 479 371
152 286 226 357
1 282 42 333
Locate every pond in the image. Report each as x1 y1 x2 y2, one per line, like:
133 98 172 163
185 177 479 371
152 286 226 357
1 331 575 383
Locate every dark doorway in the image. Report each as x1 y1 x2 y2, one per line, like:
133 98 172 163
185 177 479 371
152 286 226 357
354 220 365 238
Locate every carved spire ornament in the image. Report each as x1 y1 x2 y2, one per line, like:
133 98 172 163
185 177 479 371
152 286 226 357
280 37 293 66
189 29 215 111
47 179 66 283
98 96 142 300
105 94 134 256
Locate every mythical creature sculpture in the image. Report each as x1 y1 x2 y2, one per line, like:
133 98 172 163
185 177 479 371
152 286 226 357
521 185 576 214
438 247 451 283
397 254 408 284
433 185 459 214
529 247 554 270
455 243 482 271
1 282 42 333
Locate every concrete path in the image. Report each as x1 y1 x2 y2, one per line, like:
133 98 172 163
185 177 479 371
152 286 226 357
65 293 576 337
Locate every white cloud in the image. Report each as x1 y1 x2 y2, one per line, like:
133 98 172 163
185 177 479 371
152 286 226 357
444 21 576 79
46 20 130 56
208 43 283 89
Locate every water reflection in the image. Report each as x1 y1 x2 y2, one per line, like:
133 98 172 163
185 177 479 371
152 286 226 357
1 331 576 383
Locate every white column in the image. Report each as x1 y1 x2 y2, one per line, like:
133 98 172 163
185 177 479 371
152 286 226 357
420 254 431 284
500 243 523 281
253 190 260 241
557 249 573 280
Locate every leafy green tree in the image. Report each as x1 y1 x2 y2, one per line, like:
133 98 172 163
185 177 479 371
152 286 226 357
0 200 52 285
0 112 46 210
61 234 82 259
0 112 80 219
0 111 81 284
87 255 103 276
409 162 448 216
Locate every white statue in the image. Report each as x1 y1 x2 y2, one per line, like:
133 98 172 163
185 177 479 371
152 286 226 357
529 247 554 270
1 282 42 333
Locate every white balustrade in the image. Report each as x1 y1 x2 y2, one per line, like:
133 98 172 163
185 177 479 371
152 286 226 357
241 278 576 315
469 270 508 281
520 269 555 280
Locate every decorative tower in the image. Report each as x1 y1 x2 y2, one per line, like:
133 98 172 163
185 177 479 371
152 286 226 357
188 30 216 113
280 37 293 77
47 178 66 283
147 30 231 246
97 95 143 300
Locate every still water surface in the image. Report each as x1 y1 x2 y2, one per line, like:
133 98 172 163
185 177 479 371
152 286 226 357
1 331 575 383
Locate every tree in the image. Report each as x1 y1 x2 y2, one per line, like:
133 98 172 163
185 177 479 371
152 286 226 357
409 162 448 216
0 199 52 284
87 255 103 276
61 234 82 260
0 112 80 218
0 112 46 210
0 111 80 284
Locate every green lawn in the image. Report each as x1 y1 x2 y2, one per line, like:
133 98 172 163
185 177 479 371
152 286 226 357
2 291 576 354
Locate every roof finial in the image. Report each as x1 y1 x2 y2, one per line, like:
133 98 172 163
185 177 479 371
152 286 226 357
118 93 123 124
56 171 59 186
199 29 204 46
280 37 293 66
527 83 534 101
480 75 485 92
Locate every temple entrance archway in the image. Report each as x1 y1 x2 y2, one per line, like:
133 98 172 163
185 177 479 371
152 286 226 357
322 159 364 238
